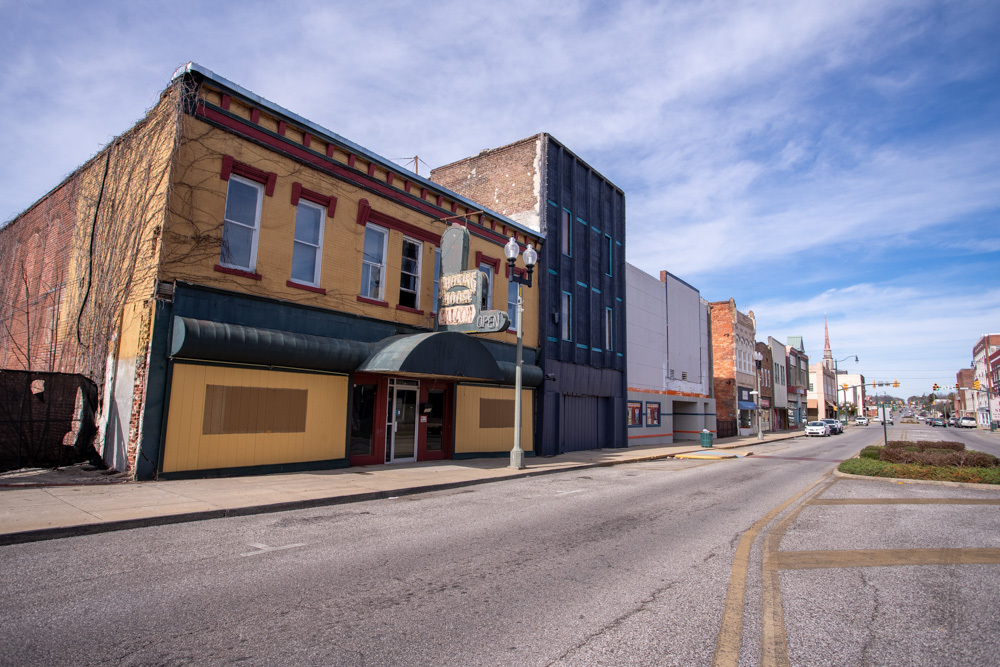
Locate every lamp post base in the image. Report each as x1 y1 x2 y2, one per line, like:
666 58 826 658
509 449 525 470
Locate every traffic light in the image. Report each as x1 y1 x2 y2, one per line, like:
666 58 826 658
872 380 877 389
933 383 939 391
955 383 960 390
842 383 848 390
893 379 899 388
974 380 981 390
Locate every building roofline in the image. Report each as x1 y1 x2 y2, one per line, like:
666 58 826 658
174 62 543 240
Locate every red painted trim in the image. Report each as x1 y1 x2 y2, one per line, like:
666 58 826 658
196 105 541 248
326 143 335 158
286 280 326 295
220 155 277 196
476 251 500 272
356 198 441 245
420 188 427 200
404 181 411 193
387 173 394 187
356 295 389 308
277 120 287 136
436 195 443 207
367 162 376 177
505 264 527 279
348 154 356 168
395 305 425 315
250 108 260 124
291 182 337 217
220 94 231 110
302 133 311 148
450 201 458 214
214 264 262 280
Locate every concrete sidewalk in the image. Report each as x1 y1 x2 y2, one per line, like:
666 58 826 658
0 431 804 545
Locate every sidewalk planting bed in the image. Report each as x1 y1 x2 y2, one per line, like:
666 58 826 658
840 440 1000 484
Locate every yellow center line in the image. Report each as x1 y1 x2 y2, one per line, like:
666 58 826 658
711 477 828 667
777 548 1000 570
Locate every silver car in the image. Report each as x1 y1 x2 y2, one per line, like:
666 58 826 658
805 421 830 437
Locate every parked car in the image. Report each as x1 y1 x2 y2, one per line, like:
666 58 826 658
820 418 843 434
929 417 945 427
855 416 869 426
805 421 830 437
959 416 977 428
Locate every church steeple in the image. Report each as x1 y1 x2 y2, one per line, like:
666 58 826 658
823 315 834 370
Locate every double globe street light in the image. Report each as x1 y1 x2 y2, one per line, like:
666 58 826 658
504 236 538 469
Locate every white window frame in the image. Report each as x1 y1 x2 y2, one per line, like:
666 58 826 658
398 236 422 310
220 174 263 272
507 279 518 332
290 200 326 287
361 224 389 301
479 262 494 310
432 247 441 313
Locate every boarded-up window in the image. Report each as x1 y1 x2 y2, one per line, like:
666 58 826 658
479 398 514 428
203 385 308 435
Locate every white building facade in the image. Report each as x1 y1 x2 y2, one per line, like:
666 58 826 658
625 264 715 444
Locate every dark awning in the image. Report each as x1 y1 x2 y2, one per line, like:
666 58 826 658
357 331 505 381
171 317 542 386
738 400 758 410
171 317 371 372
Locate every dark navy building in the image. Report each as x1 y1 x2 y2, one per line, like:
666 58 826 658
431 134 627 455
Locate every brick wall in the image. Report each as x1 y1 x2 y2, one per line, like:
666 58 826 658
710 301 736 421
430 136 541 228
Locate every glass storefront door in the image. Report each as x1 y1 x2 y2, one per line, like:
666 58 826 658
385 379 418 463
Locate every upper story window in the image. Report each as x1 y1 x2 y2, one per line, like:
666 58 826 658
561 209 572 256
561 291 572 341
361 224 388 301
605 234 613 276
507 280 518 331
479 262 494 310
605 307 613 351
399 237 422 309
221 175 263 271
432 248 441 313
290 201 325 286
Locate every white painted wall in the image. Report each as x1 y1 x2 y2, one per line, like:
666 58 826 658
625 263 667 391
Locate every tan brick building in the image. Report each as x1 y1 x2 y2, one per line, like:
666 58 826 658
709 299 756 437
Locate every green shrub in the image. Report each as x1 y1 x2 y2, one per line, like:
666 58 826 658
884 440 965 452
840 458 1000 484
839 458 894 476
859 446 883 460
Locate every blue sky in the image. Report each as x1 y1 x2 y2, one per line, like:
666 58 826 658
2 0 998 401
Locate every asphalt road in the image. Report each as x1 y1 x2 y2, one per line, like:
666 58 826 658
1 424 997 666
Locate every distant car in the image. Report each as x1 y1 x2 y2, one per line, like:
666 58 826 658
820 418 843 434
949 417 958 426
855 416 869 426
806 421 830 437
959 416 977 428
929 417 945 427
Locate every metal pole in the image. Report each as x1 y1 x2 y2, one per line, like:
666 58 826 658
510 283 525 469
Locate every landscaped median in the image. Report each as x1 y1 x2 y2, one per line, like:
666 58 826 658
839 440 1000 484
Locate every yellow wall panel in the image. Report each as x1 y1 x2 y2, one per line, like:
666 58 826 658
163 364 348 473
454 385 533 454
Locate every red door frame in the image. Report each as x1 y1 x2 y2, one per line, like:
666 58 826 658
349 375 454 466
418 380 453 461
349 373 387 467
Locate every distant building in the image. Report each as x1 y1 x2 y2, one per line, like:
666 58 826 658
755 341 774 432
431 134 628 455
973 335 1000 427
785 337 809 428
768 336 788 430
709 299 757 437
624 265 715 444
835 373 866 417
955 368 974 418
808 318 838 420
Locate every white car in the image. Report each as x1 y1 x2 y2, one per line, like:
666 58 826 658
805 421 830 437
959 416 977 428
855 416 869 426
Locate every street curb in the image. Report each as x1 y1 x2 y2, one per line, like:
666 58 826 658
0 449 706 546
832 469 1000 490
0 437 799 546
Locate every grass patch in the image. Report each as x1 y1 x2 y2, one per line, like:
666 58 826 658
840 447 1000 484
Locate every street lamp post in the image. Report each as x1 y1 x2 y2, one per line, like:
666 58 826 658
504 236 537 470
833 355 858 423
753 351 764 441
